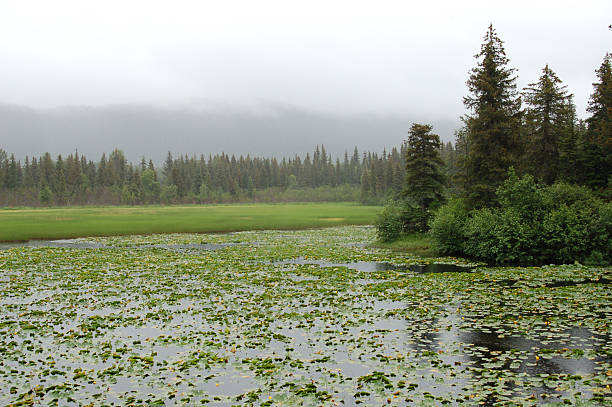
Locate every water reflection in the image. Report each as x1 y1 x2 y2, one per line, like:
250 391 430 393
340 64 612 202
408 263 475 273
401 303 611 404
270 258 474 274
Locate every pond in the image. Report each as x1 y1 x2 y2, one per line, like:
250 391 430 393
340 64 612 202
0 226 610 406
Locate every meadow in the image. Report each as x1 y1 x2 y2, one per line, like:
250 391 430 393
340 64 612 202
1 226 610 406
0 203 379 242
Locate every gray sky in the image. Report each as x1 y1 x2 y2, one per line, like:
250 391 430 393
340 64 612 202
0 0 610 159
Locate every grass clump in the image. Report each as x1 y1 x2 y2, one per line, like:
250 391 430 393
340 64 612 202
370 233 435 257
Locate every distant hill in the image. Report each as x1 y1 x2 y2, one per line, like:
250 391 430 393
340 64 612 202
0 104 459 162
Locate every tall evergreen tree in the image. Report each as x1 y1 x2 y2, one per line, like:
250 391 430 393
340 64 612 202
5 154 22 190
39 153 55 189
0 150 7 188
54 155 66 203
558 105 582 183
23 157 34 188
522 65 574 184
402 124 446 210
462 24 522 208
584 53 612 190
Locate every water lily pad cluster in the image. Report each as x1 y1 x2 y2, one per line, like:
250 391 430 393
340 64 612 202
0 226 610 406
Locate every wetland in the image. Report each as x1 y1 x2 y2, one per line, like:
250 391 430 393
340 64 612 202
1 226 610 406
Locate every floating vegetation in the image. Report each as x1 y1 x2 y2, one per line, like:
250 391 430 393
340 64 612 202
0 226 610 405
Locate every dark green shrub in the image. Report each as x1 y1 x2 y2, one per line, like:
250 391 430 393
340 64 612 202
462 208 501 263
585 201 612 263
401 205 430 234
430 169 611 265
375 202 405 242
429 198 468 256
496 169 545 215
541 182 597 208
541 203 591 264
375 201 430 242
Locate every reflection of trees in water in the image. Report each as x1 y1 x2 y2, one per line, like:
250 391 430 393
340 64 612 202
409 322 441 353
405 304 609 405
458 326 608 403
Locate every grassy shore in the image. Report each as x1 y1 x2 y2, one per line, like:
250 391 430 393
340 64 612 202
0 202 380 242
370 233 436 257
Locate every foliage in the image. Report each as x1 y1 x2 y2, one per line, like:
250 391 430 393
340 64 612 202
369 233 434 257
160 184 178 204
375 123 446 243
403 123 446 210
429 198 468 256
461 25 522 208
584 53 612 191
374 202 405 242
359 148 405 204
375 201 430 242
431 169 611 265
141 169 161 203
38 184 52 206
522 65 574 184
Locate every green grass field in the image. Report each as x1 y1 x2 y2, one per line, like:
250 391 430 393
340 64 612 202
0 202 381 242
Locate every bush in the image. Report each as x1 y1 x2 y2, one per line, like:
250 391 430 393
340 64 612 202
429 198 468 256
464 207 543 265
375 201 430 242
430 170 611 265
375 203 405 242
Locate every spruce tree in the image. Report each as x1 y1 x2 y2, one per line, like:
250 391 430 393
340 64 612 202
558 106 582 184
5 154 22 190
403 123 446 210
584 53 612 190
0 150 7 189
462 24 522 208
522 65 574 184
54 155 66 203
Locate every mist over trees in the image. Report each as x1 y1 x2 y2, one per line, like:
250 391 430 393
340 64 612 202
0 104 459 163
0 28 609 211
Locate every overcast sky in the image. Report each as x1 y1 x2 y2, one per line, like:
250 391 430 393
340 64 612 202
0 0 610 120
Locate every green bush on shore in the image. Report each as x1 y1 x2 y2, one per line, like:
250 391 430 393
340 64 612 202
374 201 430 242
431 170 611 266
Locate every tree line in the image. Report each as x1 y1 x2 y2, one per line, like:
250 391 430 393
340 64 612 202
0 145 408 206
1 25 608 209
